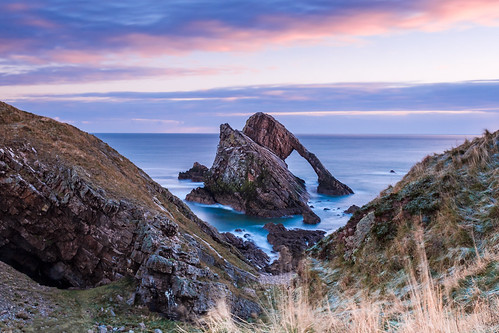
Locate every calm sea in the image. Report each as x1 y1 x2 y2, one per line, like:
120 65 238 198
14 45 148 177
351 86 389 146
95 133 470 257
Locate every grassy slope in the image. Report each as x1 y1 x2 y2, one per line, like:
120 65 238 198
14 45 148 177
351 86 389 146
196 130 499 332
310 129 499 298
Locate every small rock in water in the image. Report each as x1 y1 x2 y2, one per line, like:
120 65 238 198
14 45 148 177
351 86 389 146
235 228 243 232
323 208 330 211
309 205 314 208
390 169 396 173
344 205 360 214
243 233 251 238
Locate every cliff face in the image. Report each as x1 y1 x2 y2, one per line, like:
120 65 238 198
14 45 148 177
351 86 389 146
242 113 353 196
0 102 259 321
310 130 499 291
187 124 319 222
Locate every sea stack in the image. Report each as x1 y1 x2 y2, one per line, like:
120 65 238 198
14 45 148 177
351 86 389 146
243 112 353 196
186 113 352 223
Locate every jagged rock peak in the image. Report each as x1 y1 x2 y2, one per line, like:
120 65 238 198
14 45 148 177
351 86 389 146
186 123 320 223
243 112 353 196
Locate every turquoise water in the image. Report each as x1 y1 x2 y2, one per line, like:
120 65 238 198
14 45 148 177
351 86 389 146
95 133 469 256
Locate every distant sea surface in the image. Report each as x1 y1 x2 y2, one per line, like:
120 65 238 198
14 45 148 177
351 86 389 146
95 133 470 257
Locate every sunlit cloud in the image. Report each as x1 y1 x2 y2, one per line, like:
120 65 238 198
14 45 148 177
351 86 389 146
2 0 499 65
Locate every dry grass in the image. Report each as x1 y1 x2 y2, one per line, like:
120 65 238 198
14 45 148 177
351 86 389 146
200 228 499 333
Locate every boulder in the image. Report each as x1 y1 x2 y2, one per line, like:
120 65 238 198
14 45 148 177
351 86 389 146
344 205 361 214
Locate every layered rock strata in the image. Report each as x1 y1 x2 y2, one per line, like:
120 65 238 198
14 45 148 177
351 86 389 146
242 113 353 196
186 123 320 223
0 102 259 321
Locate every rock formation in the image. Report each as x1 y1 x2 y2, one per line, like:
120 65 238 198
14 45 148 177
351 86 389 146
186 123 320 223
344 204 361 214
0 102 259 321
242 113 353 196
222 232 270 270
178 162 208 182
263 223 325 273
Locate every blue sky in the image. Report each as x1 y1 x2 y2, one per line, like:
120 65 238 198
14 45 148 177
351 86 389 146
1 0 499 134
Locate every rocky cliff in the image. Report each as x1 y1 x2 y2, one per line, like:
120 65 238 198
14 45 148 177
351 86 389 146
186 123 320 223
310 129 499 292
243 113 353 196
0 102 259 321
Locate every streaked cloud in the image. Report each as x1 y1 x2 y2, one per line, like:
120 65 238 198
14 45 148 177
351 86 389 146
2 0 499 64
0 64 245 85
8 80 499 134
222 110 489 117
131 118 182 125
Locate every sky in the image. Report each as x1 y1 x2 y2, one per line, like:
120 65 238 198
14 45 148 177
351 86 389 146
1 0 499 134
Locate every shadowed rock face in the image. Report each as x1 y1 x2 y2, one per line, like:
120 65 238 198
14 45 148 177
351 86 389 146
263 223 325 273
186 124 320 223
243 112 353 196
0 102 259 321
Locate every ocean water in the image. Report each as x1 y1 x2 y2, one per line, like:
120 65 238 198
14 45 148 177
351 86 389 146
95 133 469 257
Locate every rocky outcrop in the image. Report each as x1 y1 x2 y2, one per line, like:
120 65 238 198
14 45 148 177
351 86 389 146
0 102 259 321
344 205 361 214
263 223 325 273
222 233 270 270
243 113 353 196
187 123 320 223
178 162 208 182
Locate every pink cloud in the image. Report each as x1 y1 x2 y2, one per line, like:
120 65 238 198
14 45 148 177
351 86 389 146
109 1 499 58
3 3 33 11
4 0 499 71
48 50 108 64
